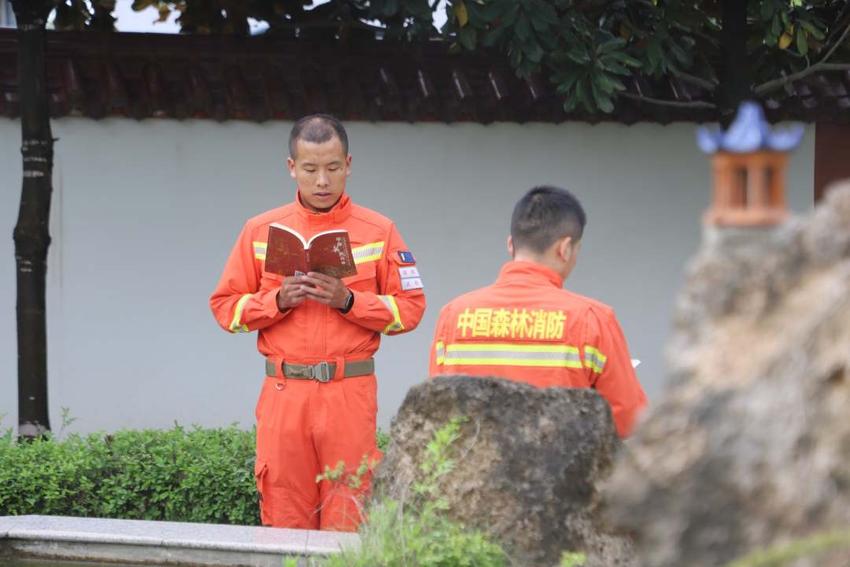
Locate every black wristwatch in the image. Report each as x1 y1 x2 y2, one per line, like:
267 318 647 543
339 290 354 314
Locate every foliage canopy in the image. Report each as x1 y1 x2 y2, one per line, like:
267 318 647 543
46 1 850 115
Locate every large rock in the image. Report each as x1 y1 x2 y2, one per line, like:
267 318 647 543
374 375 632 567
604 182 850 567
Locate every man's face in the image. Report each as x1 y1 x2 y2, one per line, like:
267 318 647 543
287 136 351 212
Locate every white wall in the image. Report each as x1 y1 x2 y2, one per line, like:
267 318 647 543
0 118 815 434
0 0 14 28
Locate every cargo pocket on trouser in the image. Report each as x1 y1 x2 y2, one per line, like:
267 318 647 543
254 458 270 526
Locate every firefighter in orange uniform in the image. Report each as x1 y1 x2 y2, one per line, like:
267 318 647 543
429 186 646 437
210 115 426 531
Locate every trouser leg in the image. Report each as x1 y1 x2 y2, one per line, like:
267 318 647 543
313 374 381 532
255 377 320 529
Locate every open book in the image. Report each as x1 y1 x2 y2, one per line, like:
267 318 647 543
264 223 357 279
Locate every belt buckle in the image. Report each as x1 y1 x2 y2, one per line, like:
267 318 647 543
312 361 332 383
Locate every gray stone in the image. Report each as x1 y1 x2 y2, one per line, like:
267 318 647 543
604 182 850 567
802 181 850 266
373 375 631 567
0 515 358 566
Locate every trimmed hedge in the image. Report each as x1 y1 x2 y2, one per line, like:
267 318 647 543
0 425 260 524
0 424 392 524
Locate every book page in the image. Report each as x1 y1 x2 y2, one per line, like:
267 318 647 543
264 224 309 276
307 230 357 278
270 223 307 247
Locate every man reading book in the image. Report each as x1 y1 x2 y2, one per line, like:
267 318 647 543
210 114 426 531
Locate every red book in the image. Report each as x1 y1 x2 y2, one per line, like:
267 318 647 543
264 223 357 279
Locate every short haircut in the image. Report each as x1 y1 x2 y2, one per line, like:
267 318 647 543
288 114 349 158
510 186 586 254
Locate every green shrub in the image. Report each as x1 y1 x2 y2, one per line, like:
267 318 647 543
304 418 510 567
0 425 260 524
0 423 392 525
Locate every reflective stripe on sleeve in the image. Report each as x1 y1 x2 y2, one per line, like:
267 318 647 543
583 345 608 374
253 241 267 261
352 241 385 265
440 342 582 368
229 294 252 333
377 295 404 334
435 341 446 365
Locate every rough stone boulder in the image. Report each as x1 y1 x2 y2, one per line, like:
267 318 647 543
604 182 850 567
373 375 633 567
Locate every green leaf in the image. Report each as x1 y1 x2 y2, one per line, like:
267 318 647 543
555 70 581 94
458 26 477 50
515 13 531 42
525 40 544 63
609 50 641 67
596 72 626 93
566 46 590 65
646 40 662 73
599 59 631 75
668 40 690 65
500 1 520 27
510 46 523 68
598 37 626 54
575 79 592 112
481 25 508 47
771 15 782 38
529 1 559 32
796 26 808 55
798 19 825 41
591 80 614 113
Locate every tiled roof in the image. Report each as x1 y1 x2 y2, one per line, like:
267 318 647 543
1 28 849 124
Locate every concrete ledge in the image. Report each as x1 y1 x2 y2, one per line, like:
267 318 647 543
0 515 358 566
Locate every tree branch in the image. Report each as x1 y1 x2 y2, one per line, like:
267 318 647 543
672 70 718 91
821 20 850 66
755 22 850 95
620 92 716 109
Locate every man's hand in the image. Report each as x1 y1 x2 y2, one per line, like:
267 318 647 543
301 272 352 310
277 275 308 311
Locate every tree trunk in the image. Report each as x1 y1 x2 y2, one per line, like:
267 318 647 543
12 0 54 439
718 0 751 119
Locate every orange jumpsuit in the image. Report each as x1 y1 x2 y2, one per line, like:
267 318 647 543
210 192 426 530
429 261 646 437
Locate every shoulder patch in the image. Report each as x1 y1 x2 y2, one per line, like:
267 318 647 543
398 265 423 290
398 250 416 264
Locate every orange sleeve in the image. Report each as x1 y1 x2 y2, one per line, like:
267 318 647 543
582 307 647 438
209 223 290 334
341 223 426 335
428 305 452 376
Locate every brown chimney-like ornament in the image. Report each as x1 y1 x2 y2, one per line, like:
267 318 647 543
697 102 804 227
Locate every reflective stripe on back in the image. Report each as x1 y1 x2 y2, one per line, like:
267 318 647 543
437 342 582 368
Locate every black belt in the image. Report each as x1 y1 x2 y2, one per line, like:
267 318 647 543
265 358 374 382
